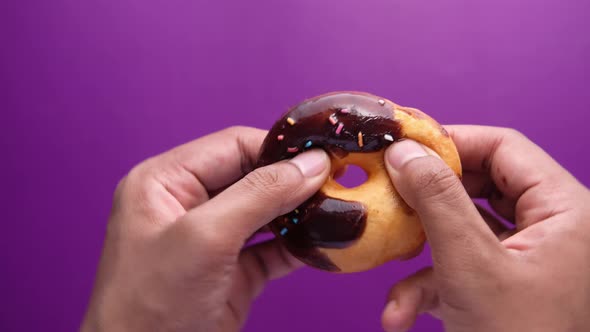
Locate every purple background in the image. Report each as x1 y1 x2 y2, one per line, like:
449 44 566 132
2 0 589 331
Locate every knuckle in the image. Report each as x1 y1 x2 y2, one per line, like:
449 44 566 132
126 162 149 182
244 167 280 190
112 162 160 211
126 161 158 189
123 165 149 195
221 125 254 139
110 175 130 215
242 166 300 197
413 162 463 201
224 125 250 133
501 127 527 141
107 175 134 232
113 175 129 201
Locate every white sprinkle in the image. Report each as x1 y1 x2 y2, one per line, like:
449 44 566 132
384 134 394 142
328 114 338 125
378 99 386 106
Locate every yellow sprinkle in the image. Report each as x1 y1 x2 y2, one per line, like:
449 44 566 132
357 132 364 147
287 117 296 125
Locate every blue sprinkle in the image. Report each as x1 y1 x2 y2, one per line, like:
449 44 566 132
304 140 312 148
280 228 288 236
292 218 299 224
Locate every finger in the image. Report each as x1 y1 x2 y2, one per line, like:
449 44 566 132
463 171 516 222
445 125 580 228
212 163 345 200
385 140 502 267
399 242 425 261
182 149 330 243
134 126 267 210
382 267 439 332
333 165 348 179
230 240 304 314
444 125 569 179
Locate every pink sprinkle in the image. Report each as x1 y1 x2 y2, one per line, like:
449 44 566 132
335 123 344 135
287 146 299 153
340 108 350 114
277 134 284 141
328 114 338 125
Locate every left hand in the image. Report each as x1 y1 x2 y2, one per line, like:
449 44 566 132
81 126 330 332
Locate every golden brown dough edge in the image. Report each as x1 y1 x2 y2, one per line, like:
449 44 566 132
315 103 462 273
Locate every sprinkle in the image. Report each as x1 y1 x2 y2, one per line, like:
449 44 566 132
287 146 299 153
378 99 385 106
328 114 338 125
294 209 299 214
384 134 394 142
358 132 364 147
287 117 296 125
280 228 288 236
304 140 312 148
335 122 344 135
340 108 350 114
277 134 284 141
292 218 299 224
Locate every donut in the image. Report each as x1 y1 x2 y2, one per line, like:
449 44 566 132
256 91 461 273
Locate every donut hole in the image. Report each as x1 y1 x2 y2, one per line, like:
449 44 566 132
334 165 368 189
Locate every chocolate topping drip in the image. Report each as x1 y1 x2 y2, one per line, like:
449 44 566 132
257 92 403 271
272 194 366 271
306 196 366 248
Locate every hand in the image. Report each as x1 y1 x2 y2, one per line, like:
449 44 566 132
380 126 590 332
80 126 330 332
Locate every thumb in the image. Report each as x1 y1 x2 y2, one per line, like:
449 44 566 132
184 149 330 243
384 140 499 264
381 267 440 332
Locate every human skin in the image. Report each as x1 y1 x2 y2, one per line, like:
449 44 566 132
381 126 590 332
80 126 331 332
80 125 590 332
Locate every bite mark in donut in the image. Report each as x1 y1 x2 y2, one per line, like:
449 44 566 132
257 91 461 273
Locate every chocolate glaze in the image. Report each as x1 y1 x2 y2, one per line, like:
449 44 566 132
274 194 366 271
256 92 403 271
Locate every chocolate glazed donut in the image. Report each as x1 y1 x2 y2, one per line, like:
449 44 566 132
257 92 461 273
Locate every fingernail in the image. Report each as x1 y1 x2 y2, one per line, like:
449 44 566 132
386 299 399 311
386 140 429 170
383 300 402 332
289 149 328 178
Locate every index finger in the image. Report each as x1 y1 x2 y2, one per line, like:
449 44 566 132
170 126 267 192
445 125 575 197
445 125 579 227
138 126 267 210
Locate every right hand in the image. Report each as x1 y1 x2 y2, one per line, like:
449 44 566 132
381 126 590 332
